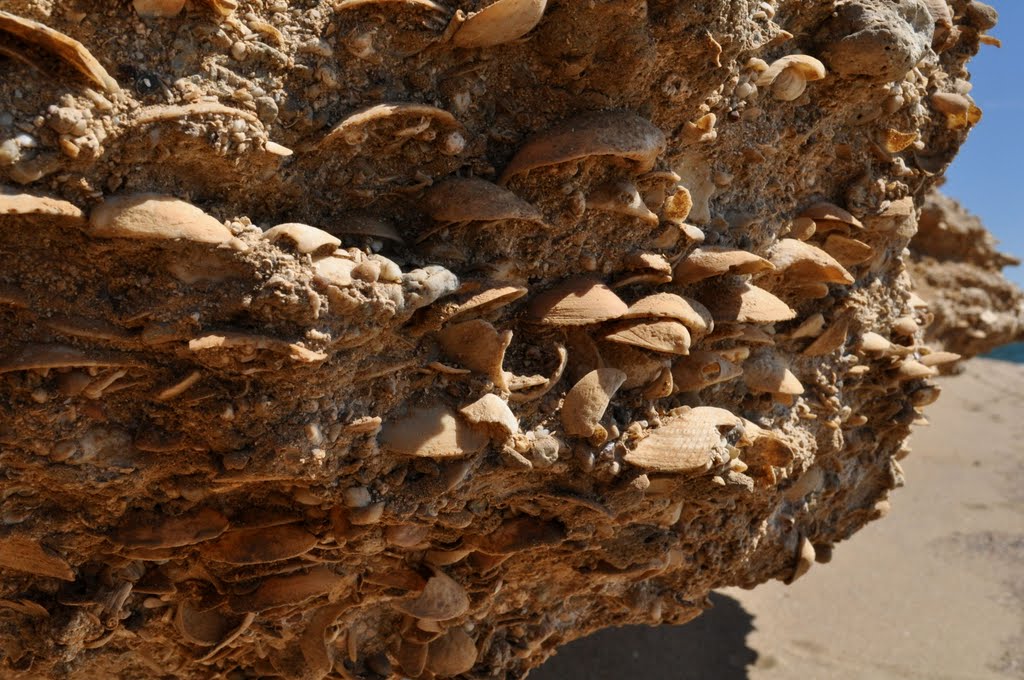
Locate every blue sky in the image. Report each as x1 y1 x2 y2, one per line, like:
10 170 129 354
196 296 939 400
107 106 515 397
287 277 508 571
942 0 1023 285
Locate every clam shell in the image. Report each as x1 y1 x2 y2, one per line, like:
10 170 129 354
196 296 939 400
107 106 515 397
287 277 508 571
770 66 808 101
798 201 863 229
919 350 961 367
784 537 816 584
203 524 317 565
587 180 659 225
113 507 229 549
526 277 628 326
756 54 826 87
674 247 775 285
453 0 547 48
858 331 891 353
175 602 233 646
398 639 429 676
743 352 804 395
789 313 826 340
895 359 938 381
325 213 405 243
459 393 520 437
426 628 478 676
322 103 459 146
624 407 742 473
930 92 971 115
263 223 341 257
603 319 691 355
768 239 854 285
89 194 232 244
133 0 186 17
422 178 545 224
561 368 626 437
822 234 873 267
436 319 511 388
467 516 566 555
0 11 119 92
600 342 668 390
0 189 84 221
379 405 488 458
499 111 666 184
788 216 816 240
228 567 346 613
0 535 74 581
393 568 469 621
0 344 141 374
451 285 528 321
621 293 713 337
671 350 743 392
802 315 850 357
699 281 796 324
623 252 673 276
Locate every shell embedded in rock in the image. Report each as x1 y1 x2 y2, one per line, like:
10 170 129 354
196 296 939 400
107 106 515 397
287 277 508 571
755 55 826 102
467 516 566 555
799 201 864 231
894 359 938 381
133 0 186 17
699 280 796 324
459 393 520 438
175 602 233 646
325 213 405 244
624 407 742 473
451 285 528 321
919 350 961 367
262 223 341 257
767 239 854 285
196 0 237 17
425 628 478 676
0 344 141 374
0 11 119 92
587 180 660 225
601 342 670 390
526 277 628 326
603 319 691 355
674 247 775 285
203 524 318 565
322 103 459 146
89 194 233 244
823 234 874 266
453 0 547 48
113 508 229 549
671 350 743 392
228 567 347 613
858 331 892 354
421 178 545 224
743 352 804 396
622 293 714 338
802 315 851 357
379 405 489 458
436 319 512 388
561 369 627 437
499 111 666 184
0 189 84 221
0 535 75 581
393 569 469 621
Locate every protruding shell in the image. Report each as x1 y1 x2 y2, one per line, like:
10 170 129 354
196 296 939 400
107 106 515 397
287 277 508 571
858 332 892 354
262 223 341 257
0 189 84 221
802 315 850 357
393 569 469 621
322 103 459 146
601 342 670 390
398 639 429 677
325 213 405 243
603 320 691 355
467 517 566 555
788 216 816 240
587 180 659 225
784 537 816 584
0 11 120 92
768 239 854 285
379 405 488 458
436 319 511 388
453 0 547 48
113 508 229 549
336 0 446 11
526 277 628 325
624 407 743 473
561 369 626 437
919 350 961 367
756 55 826 101
203 524 318 565
930 92 971 115
799 201 864 229
499 111 666 184
789 313 826 340
422 178 545 224
822 234 874 266
674 247 775 285
175 602 233 646
426 628 478 676
460 393 519 438
89 194 232 244
892 316 919 338
197 0 238 17
0 535 75 581
228 567 346 613
0 344 140 374
133 0 186 17
895 359 938 381
700 281 796 324
451 285 528 320
622 293 713 338
671 351 743 392
743 353 804 396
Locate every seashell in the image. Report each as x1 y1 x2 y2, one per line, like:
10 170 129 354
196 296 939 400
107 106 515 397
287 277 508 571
601 342 668 390
643 364 674 399
767 239 854 285
0 535 74 581
892 316 918 338
755 55 826 102
203 524 317 565
822 234 874 266
699 280 796 324
89 194 233 244
0 11 119 92
674 247 775 285
424 548 474 567
197 0 237 17
0 188 84 221
325 213 405 244
561 369 627 438
0 344 141 374
422 177 545 224
379 405 488 458
133 0 186 17
788 216 816 240
393 568 469 621
459 393 519 438
436 319 511 388
857 331 891 354
743 352 804 396
911 384 941 407
467 517 565 555
175 602 233 646
398 639 429 676
603 320 691 355
228 567 347 613
526 277 628 326
624 407 742 473
930 92 970 116
336 0 446 11
314 256 358 288
784 537 816 584
450 284 528 322
322 102 459 149
923 0 953 27
802 315 850 357
262 223 341 257
189 333 327 363
453 0 547 48
386 525 430 549
507 343 568 403
113 507 229 549
895 359 938 381
882 128 919 154
799 201 863 233
789 313 826 340
662 185 693 223
919 350 960 367
671 351 743 392
426 628 478 676
402 265 461 313
499 111 666 184
587 180 659 225
622 293 714 339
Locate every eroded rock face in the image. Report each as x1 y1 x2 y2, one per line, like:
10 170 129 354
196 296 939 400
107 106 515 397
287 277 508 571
0 1 1002 678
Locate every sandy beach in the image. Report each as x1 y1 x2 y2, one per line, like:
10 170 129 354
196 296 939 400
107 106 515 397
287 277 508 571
532 358 1024 680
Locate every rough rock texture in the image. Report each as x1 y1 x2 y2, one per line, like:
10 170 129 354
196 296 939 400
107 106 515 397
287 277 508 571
0 1 1000 678
908 190 1024 359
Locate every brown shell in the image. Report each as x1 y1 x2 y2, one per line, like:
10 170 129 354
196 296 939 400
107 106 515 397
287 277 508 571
228 567 346 613
89 194 233 244
919 350 961 367
799 201 863 228
587 180 659 225
823 234 874 266
262 223 341 257
175 602 234 646
895 359 938 381
0 344 141 374
453 0 548 48
743 353 804 395
393 569 469 621
624 407 742 473
451 284 528 321
603 319 691 355
600 342 668 390
379 405 489 459
203 524 318 565
526 277 628 326
323 213 405 243
671 351 743 392
621 293 713 337
699 281 796 324
322 103 459 146
499 111 666 184
426 628 478 676
789 313 826 340
466 516 566 555
802 315 850 357
0 189 84 221
674 247 775 285
768 239 854 285
421 178 545 224
459 393 519 437
0 535 75 581
930 92 971 115
561 369 626 437
0 11 119 92
858 332 892 353
436 319 511 388
113 507 229 549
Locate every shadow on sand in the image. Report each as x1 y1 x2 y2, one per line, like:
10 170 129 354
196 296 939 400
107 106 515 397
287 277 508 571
529 593 757 680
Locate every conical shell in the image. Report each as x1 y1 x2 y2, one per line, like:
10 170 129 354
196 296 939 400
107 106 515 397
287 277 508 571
743 353 804 395
379 405 488 458
674 247 775 285
499 111 666 184
263 223 341 257
587 180 659 225
203 524 317 565
561 369 626 437
621 293 713 337
426 628 478 676
624 407 742 473
700 281 796 324
0 189 84 221
604 320 691 355
671 351 743 392
823 234 873 266
459 393 519 437
453 0 547 48
436 319 511 388
0 11 119 92
393 569 469 621
768 239 854 285
422 178 545 224
89 194 232 244
526 277 628 325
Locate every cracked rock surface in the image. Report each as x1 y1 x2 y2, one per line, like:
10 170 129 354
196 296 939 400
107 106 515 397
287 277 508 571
0 0 1004 678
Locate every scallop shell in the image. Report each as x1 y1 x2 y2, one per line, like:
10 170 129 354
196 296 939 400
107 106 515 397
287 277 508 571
499 111 666 184
822 234 874 266
203 524 318 565
459 393 519 437
603 320 691 355
393 568 469 621
767 239 854 285
0 189 84 221
262 223 341 257
113 507 229 549
743 352 804 395
670 351 743 392
175 602 233 646
228 567 346 613
426 628 478 676
379 405 489 458
0 11 119 92
436 319 511 388
802 315 850 357
322 103 459 146
699 280 796 324
561 369 626 437
422 177 545 224
526 277 628 325
623 407 742 473
622 293 713 337
587 180 659 225
89 194 233 244
453 0 547 48
674 247 775 285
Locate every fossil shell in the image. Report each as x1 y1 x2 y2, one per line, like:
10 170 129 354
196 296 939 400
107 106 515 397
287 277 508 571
858 331 892 354
422 178 545 224
322 103 459 146
426 628 478 676
603 320 691 355
700 281 796 324
175 602 233 646
756 55 826 101
587 180 659 225
0 188 84 221
467 517 566 555
624 252 673 276
325 213 405 243
398 639 429 676
601 342 669 390
671 351 743 392
499 111 666 184
802 315 850 357
892 316 919 338
784 536 816 584
769 66 807 101
823 234 874 266
789 313 826 340
197 0 237 16
919 350 961 367
453 0 547 48
526 277 628 326
459 393 519 437
379 405 489 458
0 344 141 374
89 194 233 244
393 568 469 621
895 359 938 381
314 256 358 288
133 0 186 17
674 247 775 285
622 293 714 337
561 369 627 437
228 567 347 613
189 333 327 363
788 216 817 240
114 507 229 549
451 285 528 321
263 223 341 257
203 524 317 565
930 92 971 115
0 535 74 581
768 239 854 285
0 11 119 92
799 201 864 230
743 352 804 396
436 319 511 388
336 0 446 11
624 407 742 473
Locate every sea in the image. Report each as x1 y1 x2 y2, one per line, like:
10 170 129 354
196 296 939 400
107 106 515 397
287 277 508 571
984 342 1024 364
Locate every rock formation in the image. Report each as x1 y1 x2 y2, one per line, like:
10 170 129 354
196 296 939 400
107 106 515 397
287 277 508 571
0 1 1003 678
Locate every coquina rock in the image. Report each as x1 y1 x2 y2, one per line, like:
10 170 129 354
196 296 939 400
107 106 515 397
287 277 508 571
0 1 1008 678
